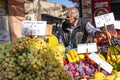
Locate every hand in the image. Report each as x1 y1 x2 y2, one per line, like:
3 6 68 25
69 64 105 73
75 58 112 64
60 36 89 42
94 31 111 43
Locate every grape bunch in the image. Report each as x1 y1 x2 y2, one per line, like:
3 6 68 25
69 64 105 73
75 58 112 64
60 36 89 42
99 41 110 57
99 37 120 56
0 36 73 80
110 37 120 46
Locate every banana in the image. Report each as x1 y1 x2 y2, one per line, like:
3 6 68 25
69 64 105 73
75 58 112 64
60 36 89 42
97 53 106 61
66 54 73 63
114 46 120 55
66 49 80 63
107 47 112 63
68 50 75 59
107 46 120 64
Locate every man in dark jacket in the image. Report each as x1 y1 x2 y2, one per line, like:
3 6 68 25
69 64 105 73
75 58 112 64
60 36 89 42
62 7 104 48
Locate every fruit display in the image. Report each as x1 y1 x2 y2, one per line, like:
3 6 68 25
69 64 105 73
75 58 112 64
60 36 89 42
64 52 110 80
0 36 73 80
92 71 120 80
98 37 120 72
45 35 66 66
0 34 120 80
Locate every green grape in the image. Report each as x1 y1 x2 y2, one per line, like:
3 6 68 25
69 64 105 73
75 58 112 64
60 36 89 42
0 36 73 80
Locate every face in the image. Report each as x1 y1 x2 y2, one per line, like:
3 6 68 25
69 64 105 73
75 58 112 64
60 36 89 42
65 10 75 26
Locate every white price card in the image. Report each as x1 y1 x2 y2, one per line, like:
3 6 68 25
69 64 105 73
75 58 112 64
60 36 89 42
89 53 113 73
94 12 115 27
22 21 47 36
77 43 97 53
114 21 120 29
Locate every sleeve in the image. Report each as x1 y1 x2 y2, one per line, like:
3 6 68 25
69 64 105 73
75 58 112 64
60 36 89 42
85 22 101 36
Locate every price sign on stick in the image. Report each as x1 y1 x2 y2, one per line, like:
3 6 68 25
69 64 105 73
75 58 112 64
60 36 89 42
22 21 47 36
77 43 97 53
94 12 115 27
89 53 113 73
114 21 120 29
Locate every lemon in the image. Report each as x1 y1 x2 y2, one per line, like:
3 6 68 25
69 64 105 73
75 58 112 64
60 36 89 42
94 72 105 80
47 35 58 46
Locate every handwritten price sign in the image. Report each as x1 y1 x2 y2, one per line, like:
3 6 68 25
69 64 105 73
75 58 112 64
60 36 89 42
94 12 115 27
77 43 97 53
89 53 113 73
22 21 47 36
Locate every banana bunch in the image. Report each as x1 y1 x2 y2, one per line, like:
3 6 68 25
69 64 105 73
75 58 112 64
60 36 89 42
97 53 106 61
107 45 120 64
66 49 80 63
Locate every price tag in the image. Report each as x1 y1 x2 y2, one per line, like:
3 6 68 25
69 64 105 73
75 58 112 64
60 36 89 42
89 53 113 73
77 43 97 53
94 12 115 27
114 21 120 29
22 21 47 36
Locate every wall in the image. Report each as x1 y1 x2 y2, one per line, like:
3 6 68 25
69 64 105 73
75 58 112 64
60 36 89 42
8 0 25 41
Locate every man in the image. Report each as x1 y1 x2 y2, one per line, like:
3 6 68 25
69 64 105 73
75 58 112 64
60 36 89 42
62 7 106 48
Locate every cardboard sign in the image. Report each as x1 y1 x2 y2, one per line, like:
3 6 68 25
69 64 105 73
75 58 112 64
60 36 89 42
45 24 52 35
22 21 47 36
77 43 97 53
94 12 115 27
89 53 113 73
114 21 120 29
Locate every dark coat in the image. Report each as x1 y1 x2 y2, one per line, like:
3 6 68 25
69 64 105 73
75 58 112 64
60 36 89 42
62 18 89 48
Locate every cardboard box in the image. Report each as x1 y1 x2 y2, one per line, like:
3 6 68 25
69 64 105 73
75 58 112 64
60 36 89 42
45 24 52 35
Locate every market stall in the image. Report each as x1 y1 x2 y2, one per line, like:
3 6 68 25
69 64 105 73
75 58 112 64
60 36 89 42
0 12 120 80
0 0 120 80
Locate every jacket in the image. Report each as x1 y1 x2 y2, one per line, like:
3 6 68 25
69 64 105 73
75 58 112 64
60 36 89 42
62 18 98 48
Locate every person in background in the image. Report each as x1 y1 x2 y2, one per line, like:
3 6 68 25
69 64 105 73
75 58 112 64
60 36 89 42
62 7 106 48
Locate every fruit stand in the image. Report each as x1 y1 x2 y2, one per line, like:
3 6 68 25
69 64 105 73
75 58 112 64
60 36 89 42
0 16 120 80
0 32 120 80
